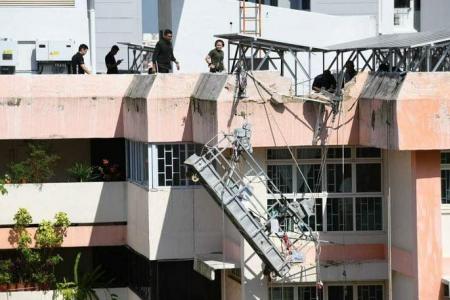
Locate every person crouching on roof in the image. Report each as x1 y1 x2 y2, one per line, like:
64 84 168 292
205 39 225 73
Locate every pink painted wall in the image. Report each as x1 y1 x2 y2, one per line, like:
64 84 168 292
4 72 450 150
412 151 443 300
391 246 415 278
0 75 131 140
359 73 450 150
320 244 385 262
192 72 367 147
0 225 126 249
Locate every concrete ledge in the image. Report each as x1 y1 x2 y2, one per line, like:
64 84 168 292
0 182 126 225
0 288 129 300
0 225 126 249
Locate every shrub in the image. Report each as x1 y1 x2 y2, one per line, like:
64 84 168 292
67 163 94 182
8 142 60 184
9 209 70 288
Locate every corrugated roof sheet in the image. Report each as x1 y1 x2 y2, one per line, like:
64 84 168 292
327 29 450 51
214 33 327 52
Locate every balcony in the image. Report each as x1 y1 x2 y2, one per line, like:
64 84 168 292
0 182 127 248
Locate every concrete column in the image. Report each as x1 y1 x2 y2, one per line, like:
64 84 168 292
378 0 395 34
413 151 442 300
389 150 442 300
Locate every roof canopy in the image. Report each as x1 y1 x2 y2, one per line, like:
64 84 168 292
327 29 450 51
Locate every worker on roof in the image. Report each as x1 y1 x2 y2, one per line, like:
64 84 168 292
205 39 225 73
152 29 180 73
71 44 91 74
312 70 336 92
105 45 123 74
344 61 357 83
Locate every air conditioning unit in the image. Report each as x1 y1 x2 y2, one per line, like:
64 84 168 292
0 38 17 74
36 40 75 62
36 40 75 74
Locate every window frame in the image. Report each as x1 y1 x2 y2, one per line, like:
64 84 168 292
125 139 150 189
150 143 202 189
266 147 383 233
441 151 450 208
268 283 384 300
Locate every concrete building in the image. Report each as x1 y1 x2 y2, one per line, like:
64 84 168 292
1 68 450 300
1 1 450 300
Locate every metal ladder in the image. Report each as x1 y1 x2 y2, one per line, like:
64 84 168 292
185 124 318 278
239 0 262 36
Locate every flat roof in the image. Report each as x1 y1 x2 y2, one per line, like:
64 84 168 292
214 33 327 52
327 29 450 51
117 42 154 51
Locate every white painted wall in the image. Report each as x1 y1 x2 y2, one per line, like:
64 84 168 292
0 0 90 72
0 288 129 300
420 0 450 31
126 182 228 261
95 0 143 73
127 182 151 258
379 0 395 34
311 0 378 16
389 151 415 253
0 182 126 224
392 272 415 300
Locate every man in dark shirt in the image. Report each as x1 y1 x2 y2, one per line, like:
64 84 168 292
152 29 180 73
312 70 336 92
105 45 123 74
344 61 357 83
71 44 91 74
205 39 225 73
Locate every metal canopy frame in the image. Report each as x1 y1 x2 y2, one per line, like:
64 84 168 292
118 42 155 73
322 43 450 75
322 30 450 74
215 34 325 95
216 31 450 96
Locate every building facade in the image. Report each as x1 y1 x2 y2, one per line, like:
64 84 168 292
0 71 449 300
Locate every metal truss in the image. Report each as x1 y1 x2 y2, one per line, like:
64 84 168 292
323 42 450 74
225 40 313 96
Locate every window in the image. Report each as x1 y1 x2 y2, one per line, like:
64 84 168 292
301 0 310 10
298 286 322 300
303 199 323 232
156 144 200 187
328 286 353 300
266 147 383 232
327 198 353 231
441 152 450 204
357 285 383 300
395 0 410 8
268 198 323 232
356 197 383 231
269 287 294 300
356 164 381 192
297 164 321 193
267 165 293 193
327 164 352 193
125 140 149 187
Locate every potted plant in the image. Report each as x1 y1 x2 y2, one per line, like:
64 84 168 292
54 253 118 300
67 163 94 182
